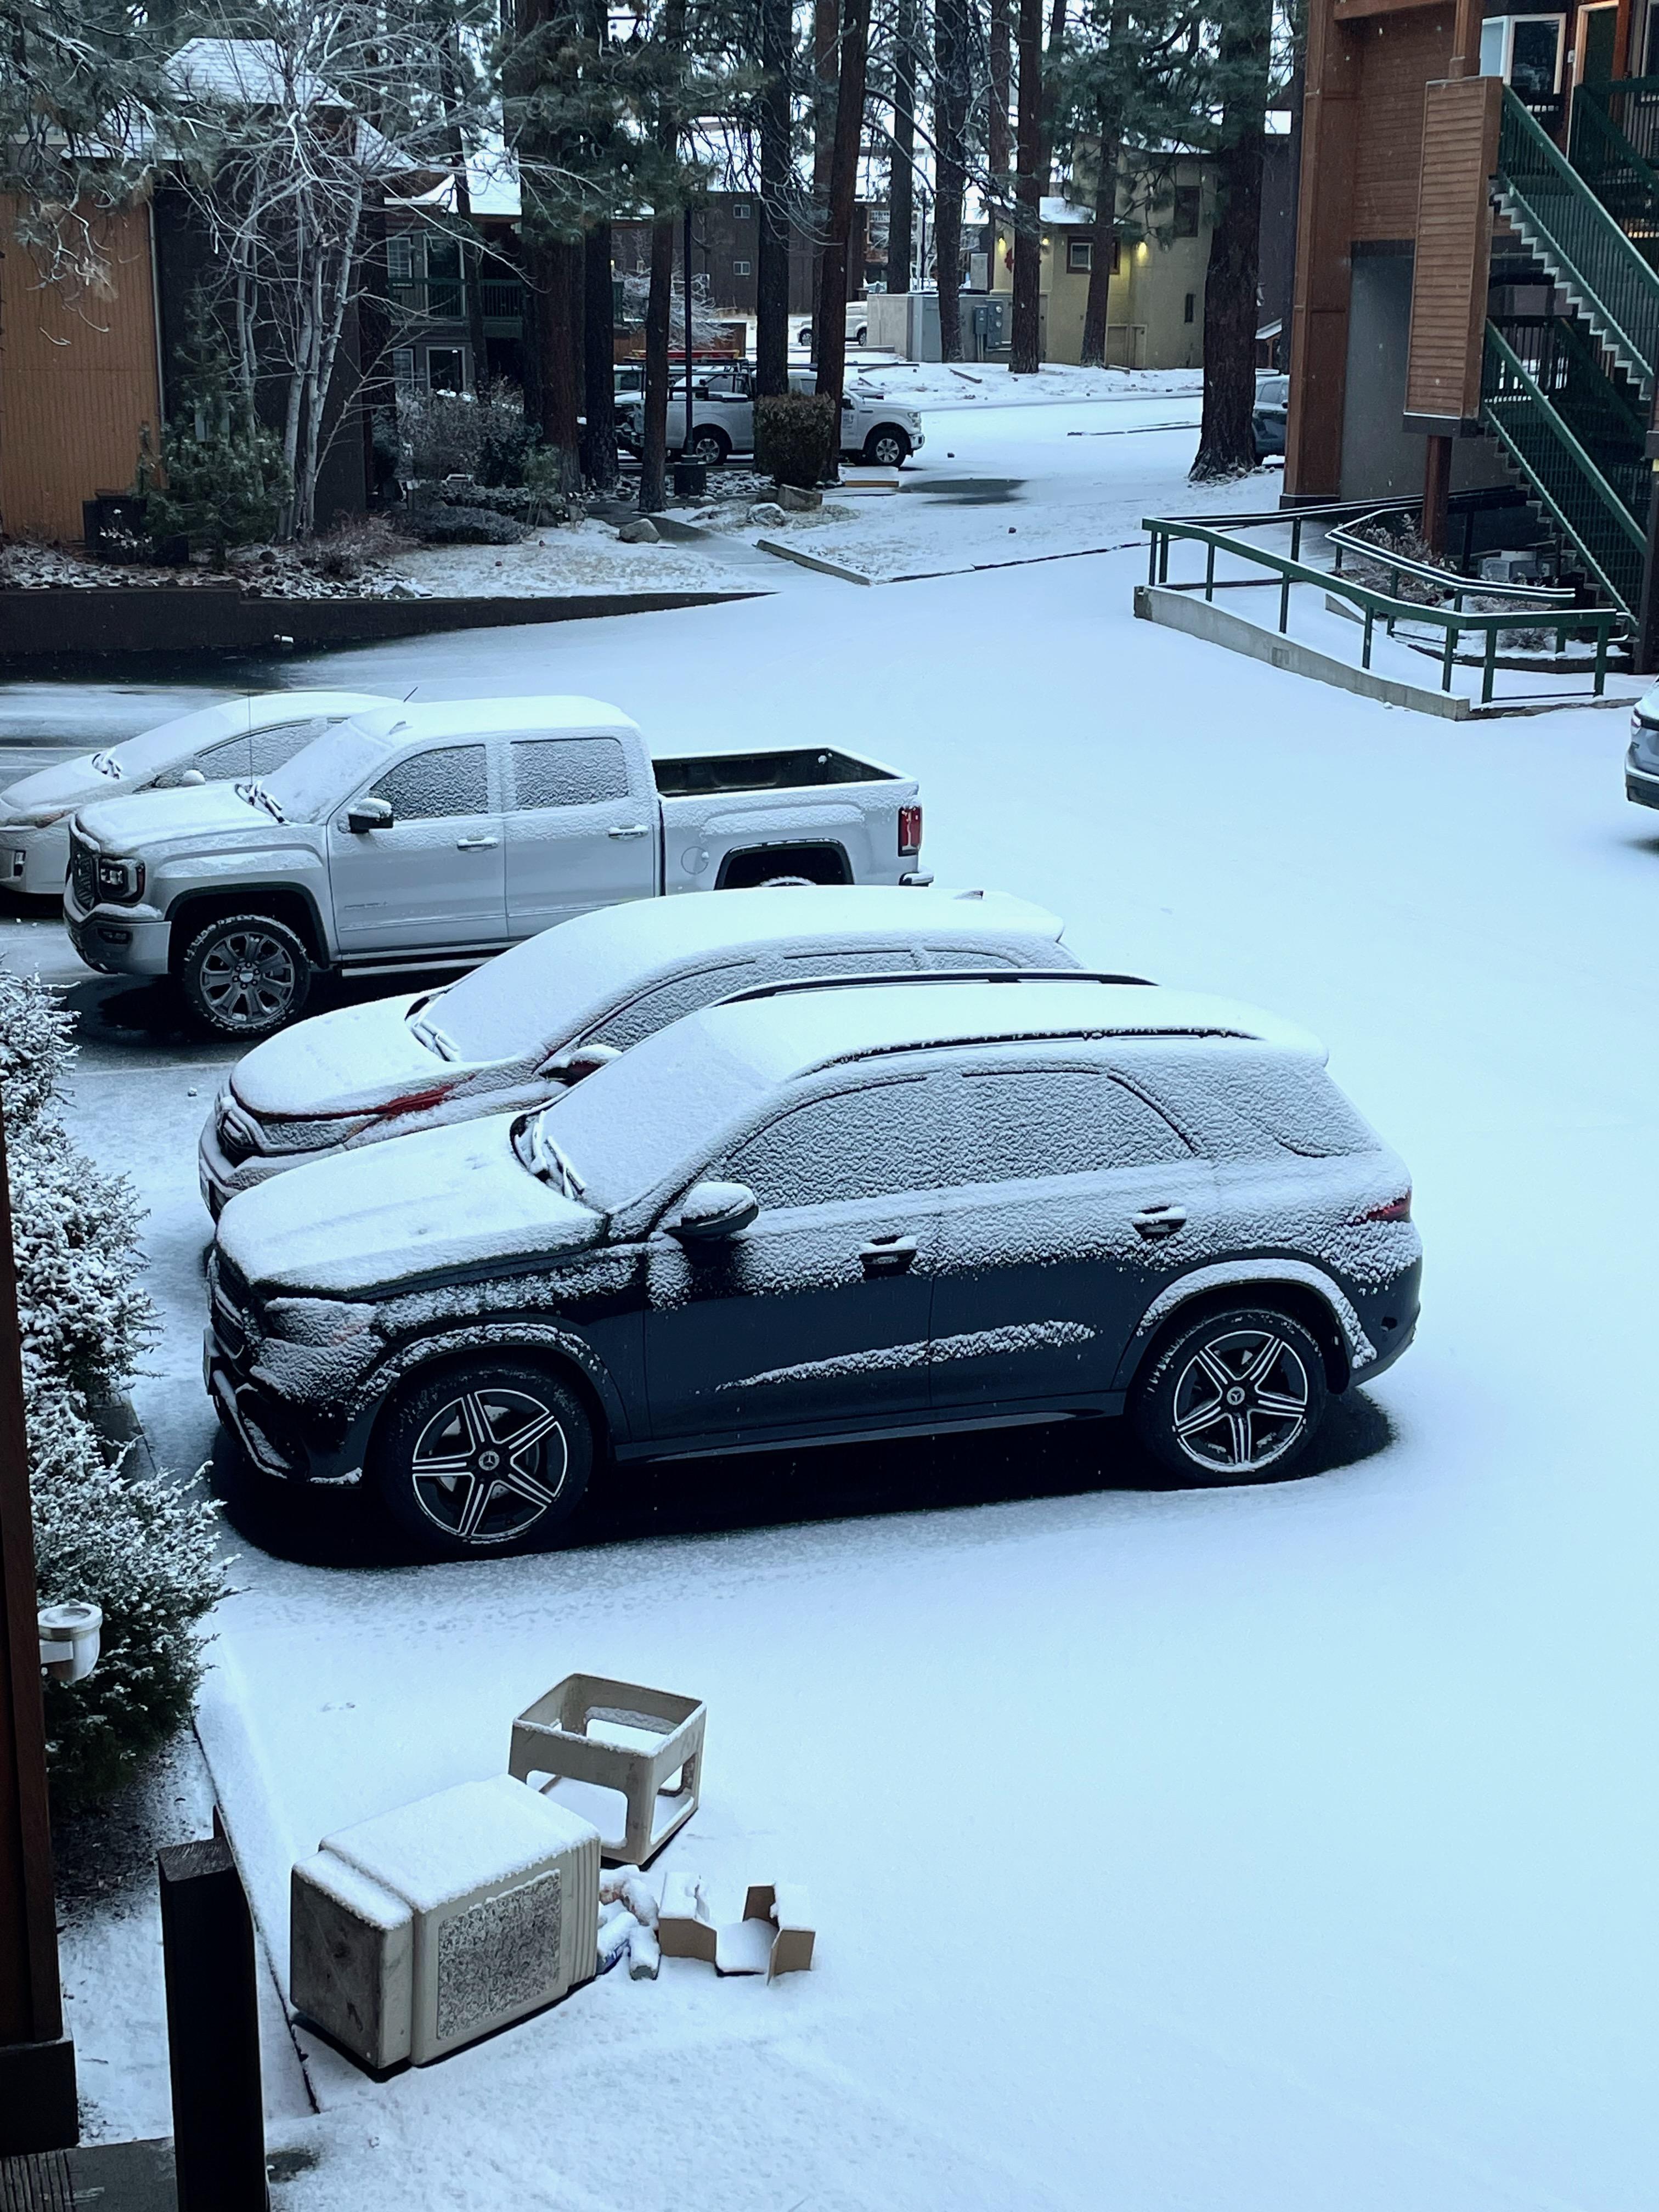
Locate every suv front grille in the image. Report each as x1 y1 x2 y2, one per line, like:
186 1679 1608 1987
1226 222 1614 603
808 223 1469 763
216 1098 262 1166
69 835 97 911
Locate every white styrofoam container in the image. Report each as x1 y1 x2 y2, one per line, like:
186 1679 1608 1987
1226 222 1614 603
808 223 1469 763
290 1774 600 2068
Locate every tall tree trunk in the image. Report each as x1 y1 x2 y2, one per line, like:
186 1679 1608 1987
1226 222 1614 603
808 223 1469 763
810 0 839 356
533 235 582 489
815 0 870 411
757 0 793 393
887 0 916 296
1192 0 1271 479
1011 0 1043 371
933 0 968 359
640 217 675 511
356 186 393 506
583 222 618 488
1079 2 1127 370
989 0 1011 184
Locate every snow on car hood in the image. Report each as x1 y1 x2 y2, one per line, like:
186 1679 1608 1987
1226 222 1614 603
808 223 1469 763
231 996 463 1120
74 783 278 854
0 757 124 821
218 1115 605 1296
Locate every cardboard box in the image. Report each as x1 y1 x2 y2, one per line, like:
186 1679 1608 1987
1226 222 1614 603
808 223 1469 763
657 1874 815 1981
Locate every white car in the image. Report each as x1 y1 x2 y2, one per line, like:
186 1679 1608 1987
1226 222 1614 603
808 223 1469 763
617 366 924 469
198 884 1080 1215
0 692 386 897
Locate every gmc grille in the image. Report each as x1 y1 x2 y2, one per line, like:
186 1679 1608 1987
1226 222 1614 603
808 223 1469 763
69 836 97 911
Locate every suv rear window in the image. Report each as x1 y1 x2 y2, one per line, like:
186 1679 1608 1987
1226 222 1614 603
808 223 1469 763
1192 1054 1375 1158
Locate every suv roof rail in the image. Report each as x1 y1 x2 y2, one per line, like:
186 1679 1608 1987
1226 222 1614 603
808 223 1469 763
717 967 1156 1006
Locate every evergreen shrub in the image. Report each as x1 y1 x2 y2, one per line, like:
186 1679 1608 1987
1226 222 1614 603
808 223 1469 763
755 393 838 488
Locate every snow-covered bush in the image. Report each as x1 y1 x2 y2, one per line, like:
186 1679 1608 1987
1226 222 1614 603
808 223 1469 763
755 394 838 489
0 966 223 1810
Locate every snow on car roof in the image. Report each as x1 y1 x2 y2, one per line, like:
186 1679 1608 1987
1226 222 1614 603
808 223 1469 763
545 978 1324 1212
91 691 389 783
432 886 1069 1063
339 696 639 746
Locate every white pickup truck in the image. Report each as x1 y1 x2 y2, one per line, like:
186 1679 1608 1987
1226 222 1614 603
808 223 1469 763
617 366 925 470
64 696 928 1036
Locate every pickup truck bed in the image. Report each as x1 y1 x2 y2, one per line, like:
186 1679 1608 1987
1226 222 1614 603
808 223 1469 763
653 746 918 891
653 747 900 796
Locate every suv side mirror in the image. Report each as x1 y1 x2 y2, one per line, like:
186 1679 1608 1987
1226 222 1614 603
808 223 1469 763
669 1180 759 1242
179 768 207 788
346 795 394 833
540 1042 622 1085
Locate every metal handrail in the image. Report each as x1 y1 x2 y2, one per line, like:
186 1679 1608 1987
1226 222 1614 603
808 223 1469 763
1142 510 1625 704
1570 84 1659 208
1496 87 1659 389
1482 322 1647 585
1323 518 1576 607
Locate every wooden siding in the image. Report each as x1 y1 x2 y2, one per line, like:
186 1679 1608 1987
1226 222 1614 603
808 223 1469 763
1404 75 1503 422
1286 0 1364 493
1351 8 1457 240
0 201 161 543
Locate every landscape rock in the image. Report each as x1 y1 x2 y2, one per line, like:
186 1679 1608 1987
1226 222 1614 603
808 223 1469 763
617 517 661 544
747 502 788 528
777 483 823 514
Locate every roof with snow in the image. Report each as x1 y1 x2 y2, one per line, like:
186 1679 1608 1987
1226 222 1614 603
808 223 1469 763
166 38 422 175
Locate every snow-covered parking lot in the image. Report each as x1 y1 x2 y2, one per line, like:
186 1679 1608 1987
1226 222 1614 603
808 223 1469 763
8 391 1659 2209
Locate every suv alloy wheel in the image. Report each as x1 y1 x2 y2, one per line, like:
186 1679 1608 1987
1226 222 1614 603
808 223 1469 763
180 912 313 1037
1131 1305 1329 1482
374 1359 592 1558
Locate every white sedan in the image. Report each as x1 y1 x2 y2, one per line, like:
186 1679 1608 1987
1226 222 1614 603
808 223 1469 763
0 691 386 896
198 884 1079 1215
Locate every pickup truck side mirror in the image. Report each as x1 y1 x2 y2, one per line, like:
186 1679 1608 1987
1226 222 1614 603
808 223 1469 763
539 1042 622 1085
346 795 394 833
668 1180 759 1243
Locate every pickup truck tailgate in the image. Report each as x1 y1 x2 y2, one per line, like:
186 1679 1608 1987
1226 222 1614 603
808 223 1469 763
653 747 919 890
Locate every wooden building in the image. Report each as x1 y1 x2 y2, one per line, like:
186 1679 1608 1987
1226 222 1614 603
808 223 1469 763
0 201 164 543
1285 0 1659 636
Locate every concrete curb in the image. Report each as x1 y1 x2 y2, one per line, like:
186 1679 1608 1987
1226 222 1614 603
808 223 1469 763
0 585 764 663
1133 583 1471 719
754 540 874 585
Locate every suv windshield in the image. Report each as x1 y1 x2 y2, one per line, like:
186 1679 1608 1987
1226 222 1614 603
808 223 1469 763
262 721 397 822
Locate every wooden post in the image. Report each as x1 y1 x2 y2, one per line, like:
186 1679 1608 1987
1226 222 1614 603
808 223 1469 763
159 1835 267 2212
0 1103 76 2156
1423 432 1453 552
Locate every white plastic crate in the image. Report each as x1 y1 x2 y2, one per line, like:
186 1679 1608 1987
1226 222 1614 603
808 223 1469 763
290 1774 600 2069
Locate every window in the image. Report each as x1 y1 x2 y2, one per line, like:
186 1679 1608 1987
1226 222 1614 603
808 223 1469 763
392 347 416 394
1111 238 1122 275
250 716 333 776
1184 292 1196 325
732 258 752 276
726 1080 937 1210
196 738 251 783
425 347 466 393
510 736 630 809
586 963 761 1051
1173 187 1201 238
375 745 489 820
1480 14 1565 94
952 1068 1189 1185
732 202 752 221
387 235 415 284
1066 238 1093 273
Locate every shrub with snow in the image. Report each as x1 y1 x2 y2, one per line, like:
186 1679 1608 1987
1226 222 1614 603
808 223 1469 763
0 967 223 1811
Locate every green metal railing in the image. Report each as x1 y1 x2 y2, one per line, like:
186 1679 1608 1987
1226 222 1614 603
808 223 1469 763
1496 86 1659 393
1567 81 1659 267
1142 507 1626 704
1491 314 1648 519
1480 322 1647 610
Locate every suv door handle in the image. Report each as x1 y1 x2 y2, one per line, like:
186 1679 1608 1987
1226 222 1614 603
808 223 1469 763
608 823 651 839
455 834 500 850
860 1234 917 1276
1131 1205 1187 1240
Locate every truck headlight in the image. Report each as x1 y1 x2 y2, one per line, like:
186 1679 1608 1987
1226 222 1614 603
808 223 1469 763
95 855 145 904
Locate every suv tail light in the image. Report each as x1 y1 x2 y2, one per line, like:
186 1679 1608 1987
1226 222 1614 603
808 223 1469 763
1357 1190 1412 1223
899 804 922 854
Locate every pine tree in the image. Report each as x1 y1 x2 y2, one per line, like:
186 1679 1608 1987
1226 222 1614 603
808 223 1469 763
1190 0 1272 479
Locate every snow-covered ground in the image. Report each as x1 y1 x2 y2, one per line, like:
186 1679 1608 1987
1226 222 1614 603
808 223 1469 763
8 402 1659 2210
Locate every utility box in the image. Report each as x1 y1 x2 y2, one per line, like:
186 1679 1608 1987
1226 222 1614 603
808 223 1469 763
290 1775 600 2070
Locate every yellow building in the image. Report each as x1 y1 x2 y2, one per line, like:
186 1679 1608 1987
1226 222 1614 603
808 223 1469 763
990 161 1214 370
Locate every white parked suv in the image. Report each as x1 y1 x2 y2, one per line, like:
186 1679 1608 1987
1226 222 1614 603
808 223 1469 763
0 692 384 897
197 884 1080 1214
617 366 925 469
64 696 927 1037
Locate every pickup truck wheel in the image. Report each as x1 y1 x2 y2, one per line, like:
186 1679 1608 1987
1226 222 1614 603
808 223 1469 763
689 428 730 465
374 1359 592 1558
864 426 911 467
180 913 312 1037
